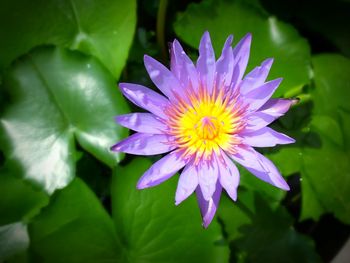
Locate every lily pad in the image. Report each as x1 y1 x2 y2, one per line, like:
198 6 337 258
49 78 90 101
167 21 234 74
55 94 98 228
0 167 48 226
174 0 311 96
28 178 123 263
112 157 229 263
0 47 129 193
267 54 350 223
0 0 136 78
230 193 321 263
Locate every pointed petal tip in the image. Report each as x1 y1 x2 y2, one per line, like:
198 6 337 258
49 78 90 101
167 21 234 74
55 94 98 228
281 134 296 144
143 54 150 61
276 77 283 84
202 218 211 228
282 182 290 191
114 115 122 123
288 137 296 144
136 180 148 190
264 58 274 66
203 30 210 37
110 144 120 152
225 34 234 45
292 98 300 105
118 82 127 90
244 32 252 42
277 177 290 191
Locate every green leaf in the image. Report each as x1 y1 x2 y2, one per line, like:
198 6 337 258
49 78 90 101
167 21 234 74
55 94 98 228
218 192 254 242
0 222 29 261
219 192 321 263
0 168 49 226
300 117 350 223
232 193 321 263
112 157 229 263
267 55 350 222
0 0 136 78
311 54 350 115
174 0 311 96
299 54 350 222
0 47 129 193
239 167 286 208
28 178 123 263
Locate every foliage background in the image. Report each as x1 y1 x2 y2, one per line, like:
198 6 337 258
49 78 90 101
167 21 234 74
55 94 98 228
0 0 349 262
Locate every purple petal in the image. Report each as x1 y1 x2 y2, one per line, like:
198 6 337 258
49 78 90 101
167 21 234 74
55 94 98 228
137 151 188 189
111 133 176 155
197 31 216 93
171 39 200 92
218 153 239 201
144 55 183 101
175 160 199 205
198 160 219 201
119 83 169 119
232 33 252 85
258 98 297 117
242 127 295 147
115 113 168 134
231 145 290 190
244 78 283 112
244 98 296 131
196 182 222 228
240 58 274 95
244 111 276 131
216 35 234 87
231 64 241 91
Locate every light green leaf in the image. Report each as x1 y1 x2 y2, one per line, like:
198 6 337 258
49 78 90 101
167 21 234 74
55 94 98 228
0 0 136 78
28 178 123 263
0 47 129 193
174 0 311 96
112 157 229 263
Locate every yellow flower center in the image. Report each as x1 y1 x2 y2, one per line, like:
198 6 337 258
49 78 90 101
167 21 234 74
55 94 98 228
167 88 243 162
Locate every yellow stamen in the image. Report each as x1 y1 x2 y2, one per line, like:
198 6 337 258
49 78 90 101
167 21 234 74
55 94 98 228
167 86 244 163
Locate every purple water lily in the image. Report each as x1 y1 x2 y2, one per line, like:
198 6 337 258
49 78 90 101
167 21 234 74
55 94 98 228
112 31 295 227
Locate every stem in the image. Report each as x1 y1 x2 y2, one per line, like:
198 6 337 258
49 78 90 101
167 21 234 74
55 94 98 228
156 0 168 61
284 84 304 98
296 93 312 105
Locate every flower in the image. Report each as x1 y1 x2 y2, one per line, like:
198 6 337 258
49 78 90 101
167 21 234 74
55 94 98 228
111 31 295 228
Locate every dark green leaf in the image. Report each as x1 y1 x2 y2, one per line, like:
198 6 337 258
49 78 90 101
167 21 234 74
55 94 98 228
0 167 49 226
267 55 350 222
311 54 350 115
300 117 350 223
0 0 136 78
112 157 229 263
299 54 350 222
28 178 123 263
239 167 286 208
219 192 321 263
0 47 129 193
218 192 254 242
174 0 311 96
